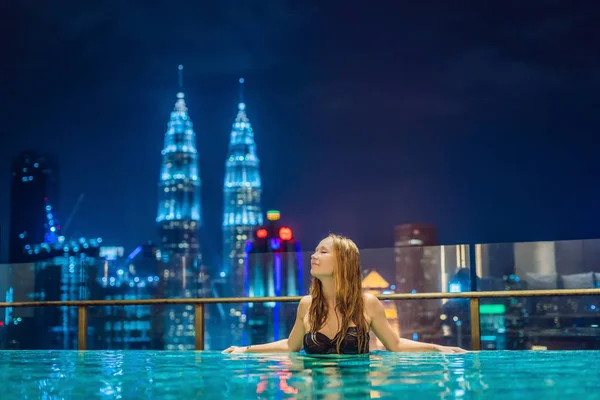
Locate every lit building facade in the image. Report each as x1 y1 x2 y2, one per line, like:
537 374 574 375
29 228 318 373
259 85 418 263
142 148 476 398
222 79 263 298
475 240 600 350
394 224 473 345
6 196 101 349
93 245 161 350
394 223 440 341
9 151 59 263
156 66 205 350
156 70 202 260
243 211 302 345
394 224 439 294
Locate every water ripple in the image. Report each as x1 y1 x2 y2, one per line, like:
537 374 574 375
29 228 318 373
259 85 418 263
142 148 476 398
1 350 600 399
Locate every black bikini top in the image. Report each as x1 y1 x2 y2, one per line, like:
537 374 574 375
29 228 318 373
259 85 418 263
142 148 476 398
303 327 370 355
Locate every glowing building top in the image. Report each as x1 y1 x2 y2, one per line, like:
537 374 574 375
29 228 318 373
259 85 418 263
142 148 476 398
222 78 263 291
156 65 202 257
223 78 263 204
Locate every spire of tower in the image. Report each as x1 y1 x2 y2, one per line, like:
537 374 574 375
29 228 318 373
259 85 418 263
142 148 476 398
175 65 186 110
223 76 263 306
178 65 184 91
238 78 245 111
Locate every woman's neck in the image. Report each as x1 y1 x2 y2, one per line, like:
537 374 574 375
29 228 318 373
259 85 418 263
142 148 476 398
319 277 336 307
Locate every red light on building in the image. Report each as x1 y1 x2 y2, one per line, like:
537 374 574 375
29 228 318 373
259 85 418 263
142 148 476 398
256 228 268 239
279 227 293 241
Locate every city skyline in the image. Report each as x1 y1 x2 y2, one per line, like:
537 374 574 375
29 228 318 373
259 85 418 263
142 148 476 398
2 1 600 264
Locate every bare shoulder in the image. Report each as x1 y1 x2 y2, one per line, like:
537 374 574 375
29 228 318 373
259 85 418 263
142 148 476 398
297 295 312 318
363 293 383 314
363 293 379 305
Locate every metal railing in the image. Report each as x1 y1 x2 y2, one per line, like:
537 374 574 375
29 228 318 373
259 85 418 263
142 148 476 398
1 288 599 351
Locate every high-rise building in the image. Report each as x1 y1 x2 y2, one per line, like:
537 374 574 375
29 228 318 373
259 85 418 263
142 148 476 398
8 151 59 263
394 224 439 295
156 66 202 261
222 78 263 298
394 223 444 342
92 244 161 350
155 66 206 350
243 210 302 345
6 196 101 349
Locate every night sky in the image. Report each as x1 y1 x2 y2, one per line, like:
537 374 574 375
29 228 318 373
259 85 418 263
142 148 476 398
2 1 600 266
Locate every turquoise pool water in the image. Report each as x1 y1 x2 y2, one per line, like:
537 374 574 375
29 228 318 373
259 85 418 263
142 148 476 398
1 350 599 399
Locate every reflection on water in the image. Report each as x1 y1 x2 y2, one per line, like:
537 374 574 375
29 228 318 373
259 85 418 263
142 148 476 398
0 350 599 399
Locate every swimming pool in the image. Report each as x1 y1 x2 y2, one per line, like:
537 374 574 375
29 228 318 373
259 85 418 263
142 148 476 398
1 350 599 399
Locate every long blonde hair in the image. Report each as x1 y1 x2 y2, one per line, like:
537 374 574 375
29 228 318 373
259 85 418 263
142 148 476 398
307 233 368 353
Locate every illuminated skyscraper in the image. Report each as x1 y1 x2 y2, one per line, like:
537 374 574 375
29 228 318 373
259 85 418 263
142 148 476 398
222 78 263 297
156 65 202 261
156 66 205 350
394 223 441 342
7 196 101 349
394 224 439 295
93 244 161 350
9 151 59 263
244 211 302 345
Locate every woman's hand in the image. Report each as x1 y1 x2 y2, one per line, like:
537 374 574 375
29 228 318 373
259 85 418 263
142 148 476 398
222 346 249 354
433 345 468 354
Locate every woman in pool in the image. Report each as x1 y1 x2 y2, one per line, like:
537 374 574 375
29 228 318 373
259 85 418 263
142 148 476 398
223 234 467 355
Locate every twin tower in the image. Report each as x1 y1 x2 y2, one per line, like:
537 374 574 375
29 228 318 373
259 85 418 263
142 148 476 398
156 66 262 297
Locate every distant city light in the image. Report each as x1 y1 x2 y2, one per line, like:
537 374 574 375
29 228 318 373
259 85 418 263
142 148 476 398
256 228 268 239
270 238 281 250
449 283 462 293
266 210 280 221
279 227 293 241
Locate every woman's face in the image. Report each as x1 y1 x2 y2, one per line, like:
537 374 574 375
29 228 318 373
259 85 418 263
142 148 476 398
310 237 336 278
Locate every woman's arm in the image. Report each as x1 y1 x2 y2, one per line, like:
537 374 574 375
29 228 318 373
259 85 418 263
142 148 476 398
222 296 310 353
365 294 467 353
